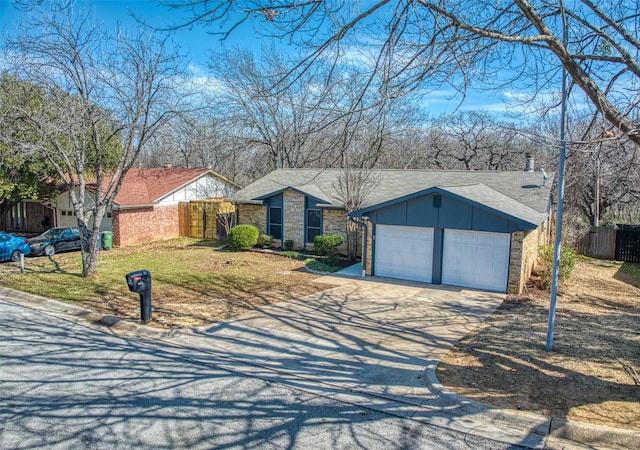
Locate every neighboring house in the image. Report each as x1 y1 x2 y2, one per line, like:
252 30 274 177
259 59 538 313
6 167 240 247
3 199 56 234
107 167 240 247
231 166 554 294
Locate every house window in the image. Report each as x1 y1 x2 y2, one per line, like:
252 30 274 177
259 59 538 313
268 206 282 240
306 209 322 243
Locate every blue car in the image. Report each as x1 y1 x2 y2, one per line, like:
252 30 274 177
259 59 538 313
0 232 32 262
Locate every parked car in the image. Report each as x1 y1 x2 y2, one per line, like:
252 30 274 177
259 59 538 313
0 232 32 262
27 227 82 256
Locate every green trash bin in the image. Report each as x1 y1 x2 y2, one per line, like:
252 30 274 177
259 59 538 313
102 231 113 250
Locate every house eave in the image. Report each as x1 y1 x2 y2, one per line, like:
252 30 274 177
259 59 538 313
232 199 264 205
152 169 239 203
349 185 547 229
251 186 330 205
112 203 156 210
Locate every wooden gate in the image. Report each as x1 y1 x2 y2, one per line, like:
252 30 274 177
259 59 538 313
179 200 236 241
178 202 190 237
615 229 640 262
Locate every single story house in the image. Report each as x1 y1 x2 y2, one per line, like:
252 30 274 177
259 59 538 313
231 167 554 294
7 167 240 247
105 167 240 247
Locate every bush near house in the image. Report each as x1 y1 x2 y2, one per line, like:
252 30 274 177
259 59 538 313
313 234 343 256
536 245 577 289
314 234 343 266
259 234 273 249
229 224 259 251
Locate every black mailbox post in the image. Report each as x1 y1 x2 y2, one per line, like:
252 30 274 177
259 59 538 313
126 270 152 323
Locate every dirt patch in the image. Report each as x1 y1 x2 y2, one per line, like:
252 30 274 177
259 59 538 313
437 259 640 431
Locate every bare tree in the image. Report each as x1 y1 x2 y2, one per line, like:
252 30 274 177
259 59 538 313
205 46 424 180
2 4 187 276
565 119 640 226
215 202 237 240
335 169 381 260
162 0 640 147
427 112 540 170
325 70 427 170
208 47 344 171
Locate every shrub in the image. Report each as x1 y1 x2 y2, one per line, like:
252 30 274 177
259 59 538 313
260 234 273 249
313 234 343 256
305 258 341 273
280 250 306 261
325 252 340 266
284 239 294 251
228 224 259 251
536 245 577 289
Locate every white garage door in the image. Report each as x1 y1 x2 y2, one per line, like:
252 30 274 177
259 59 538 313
442 229 510 292
375 225 433 282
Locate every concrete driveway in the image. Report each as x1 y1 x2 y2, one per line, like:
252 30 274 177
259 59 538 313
162 274 554 448
195 274 505 402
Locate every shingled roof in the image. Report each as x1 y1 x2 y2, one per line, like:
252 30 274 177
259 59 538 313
113 167 238 207
231 168 554 227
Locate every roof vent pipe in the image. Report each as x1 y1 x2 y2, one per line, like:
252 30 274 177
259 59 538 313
524 153 535 172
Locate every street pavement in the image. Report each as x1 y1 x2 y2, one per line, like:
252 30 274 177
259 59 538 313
2 297 522 450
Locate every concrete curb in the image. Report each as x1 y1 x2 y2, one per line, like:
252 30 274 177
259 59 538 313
548 417 640 449
1 286 637 450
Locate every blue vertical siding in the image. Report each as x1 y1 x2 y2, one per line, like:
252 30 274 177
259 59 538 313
370 192 518 232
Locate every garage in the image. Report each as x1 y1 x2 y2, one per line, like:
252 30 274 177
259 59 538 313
442 229 511 292
374 225 434 282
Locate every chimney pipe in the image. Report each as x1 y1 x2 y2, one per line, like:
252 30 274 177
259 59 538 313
524 153 535 172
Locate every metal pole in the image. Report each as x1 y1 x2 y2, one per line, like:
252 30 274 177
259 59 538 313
595 156 600 227
20 252 24 274
546 0 569 352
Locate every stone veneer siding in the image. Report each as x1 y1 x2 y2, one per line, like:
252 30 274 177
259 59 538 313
364 220 373 275
238 194 352 253
321 208 349 254
282 190 305 249
508 217 552 293
237 204 267 235
113 205 179 247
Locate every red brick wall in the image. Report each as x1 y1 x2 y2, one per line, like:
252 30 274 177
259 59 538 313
113 205 179 247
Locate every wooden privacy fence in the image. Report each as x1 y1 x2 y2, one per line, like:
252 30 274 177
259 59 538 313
178 200 236 241
576 226 640 262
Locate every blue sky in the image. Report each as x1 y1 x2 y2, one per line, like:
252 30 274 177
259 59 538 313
1 0 247 67
0 0 564 119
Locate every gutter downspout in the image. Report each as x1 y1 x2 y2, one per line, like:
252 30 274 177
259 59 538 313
349 216 368 279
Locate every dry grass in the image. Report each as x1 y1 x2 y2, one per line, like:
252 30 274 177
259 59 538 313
0 238 334 328
437 259 640 430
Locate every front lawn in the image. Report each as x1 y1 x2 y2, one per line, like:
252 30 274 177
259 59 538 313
437 259 640 431
0 238 335 328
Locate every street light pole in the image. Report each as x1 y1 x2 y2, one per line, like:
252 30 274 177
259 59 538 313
546 0 569 352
